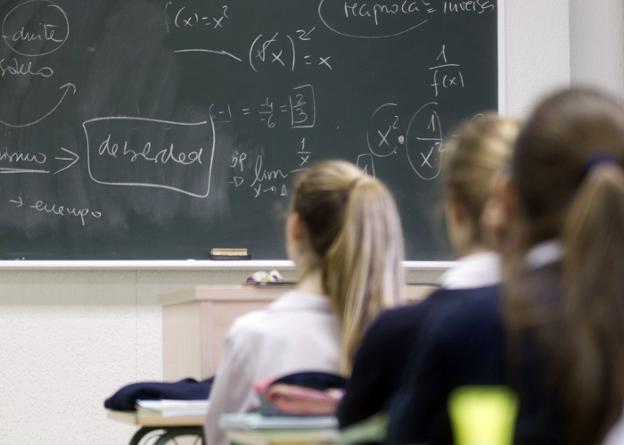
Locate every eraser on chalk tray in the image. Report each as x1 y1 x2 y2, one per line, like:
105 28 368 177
209 248 251 260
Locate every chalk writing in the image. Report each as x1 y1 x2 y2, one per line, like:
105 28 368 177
250 155 289 188
0 147 47 165
166 3 230 32
249 31 332 73
319 0 434 39
406 101 444 180
27 198 101 226
429 45 465 97
210 84 316 129
1 0 70 57
0 58 54 78
174 48 242 62
0 83 76 128
83 116 216 198
97 136 204 166
0 146 80 175
296 137 311 167
357 153 376 177
443 0 495 15
366 102 403 158
7 195 102 227
343 1 430 26
228 138 311 198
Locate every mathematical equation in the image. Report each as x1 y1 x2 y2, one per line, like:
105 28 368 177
249 28 333 72
210 84 316 129
173 26 334 74
362 45 467 181
165 3 230 31
228 137 312 199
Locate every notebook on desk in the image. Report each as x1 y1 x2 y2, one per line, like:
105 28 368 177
220 413 337 431
137 399 210 417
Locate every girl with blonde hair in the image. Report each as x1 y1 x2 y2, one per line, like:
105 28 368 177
388 88 624 445
337 114 519 427
204 160 404 445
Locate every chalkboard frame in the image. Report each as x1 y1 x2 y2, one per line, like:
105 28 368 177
0 0 506 270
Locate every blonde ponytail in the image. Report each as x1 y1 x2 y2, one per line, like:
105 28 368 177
324 177 405 374
292 161 405 374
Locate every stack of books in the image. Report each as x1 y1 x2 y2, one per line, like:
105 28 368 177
219 412 337 431
136 399 210 417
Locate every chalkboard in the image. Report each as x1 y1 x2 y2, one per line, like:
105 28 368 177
0 0 499 260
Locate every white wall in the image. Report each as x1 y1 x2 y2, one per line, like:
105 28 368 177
0 1 584 443
570 0 624 98
503 0 571 117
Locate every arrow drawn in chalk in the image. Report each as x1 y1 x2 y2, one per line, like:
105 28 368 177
9 196 23 207
53 146 80 174
174 48 243 62
0 82 77 128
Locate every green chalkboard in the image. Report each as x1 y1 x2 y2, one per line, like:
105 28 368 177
0 0 498 260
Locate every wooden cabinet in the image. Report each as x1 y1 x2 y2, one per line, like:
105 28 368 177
160 284 434 380
160 285 292 380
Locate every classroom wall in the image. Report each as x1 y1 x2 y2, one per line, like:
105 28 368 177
570 0 624 98
0 1 578 444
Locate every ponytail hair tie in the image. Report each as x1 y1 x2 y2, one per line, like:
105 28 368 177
582 153 621 178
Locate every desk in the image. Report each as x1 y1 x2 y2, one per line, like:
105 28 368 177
161 285 293 380
227 429 339 445
107 410 204 445
160 284 434 380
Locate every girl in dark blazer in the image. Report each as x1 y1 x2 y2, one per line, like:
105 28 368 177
387 88 624 445
337 115 519 428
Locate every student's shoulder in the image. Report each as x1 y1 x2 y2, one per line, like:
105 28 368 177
372 286 496 329
228 290 325 337
428 285 503 349
362 287 479 343
226 304 279 344
440 285 501 324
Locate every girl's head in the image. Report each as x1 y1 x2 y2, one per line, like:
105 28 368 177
442 114 519 254
510 88 624 246
288 160 405 373
503 88 624 445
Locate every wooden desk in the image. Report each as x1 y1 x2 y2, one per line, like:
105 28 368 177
108 410 204 444
227 429 339 445
160 284 435 380
161 285 294 380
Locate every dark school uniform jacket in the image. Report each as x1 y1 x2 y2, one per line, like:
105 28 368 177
337 286 499 428
386 270 565 445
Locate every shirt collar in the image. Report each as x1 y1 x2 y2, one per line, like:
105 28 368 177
439 251 501 289
525 239 563 269
268 290 333 313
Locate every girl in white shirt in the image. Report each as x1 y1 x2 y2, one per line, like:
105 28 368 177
204 160 405 445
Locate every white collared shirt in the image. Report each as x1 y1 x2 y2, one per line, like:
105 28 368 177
204 291 341 445
439 251 501 289
605 419 624 445
525 239 563 269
